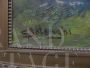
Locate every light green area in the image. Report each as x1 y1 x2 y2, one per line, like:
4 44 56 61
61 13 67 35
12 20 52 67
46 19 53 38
60 11 90 47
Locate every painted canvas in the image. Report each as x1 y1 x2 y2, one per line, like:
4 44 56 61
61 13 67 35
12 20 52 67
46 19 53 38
10 0 90 49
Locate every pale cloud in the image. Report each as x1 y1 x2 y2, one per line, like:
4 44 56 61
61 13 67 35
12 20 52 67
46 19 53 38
40 3 48 7
56 0 64 4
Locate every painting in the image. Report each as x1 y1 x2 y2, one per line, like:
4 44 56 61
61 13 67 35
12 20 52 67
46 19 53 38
8 0 90 49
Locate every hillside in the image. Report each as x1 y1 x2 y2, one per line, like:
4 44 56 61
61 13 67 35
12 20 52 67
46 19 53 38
61 11 90 47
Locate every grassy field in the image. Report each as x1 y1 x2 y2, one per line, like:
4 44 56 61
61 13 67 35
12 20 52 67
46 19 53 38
60 11 90 47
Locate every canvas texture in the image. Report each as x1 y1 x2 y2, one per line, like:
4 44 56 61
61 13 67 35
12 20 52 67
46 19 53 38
11 0 90 48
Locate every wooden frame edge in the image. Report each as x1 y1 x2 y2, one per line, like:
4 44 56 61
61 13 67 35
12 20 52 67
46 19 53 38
8 0 90 53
